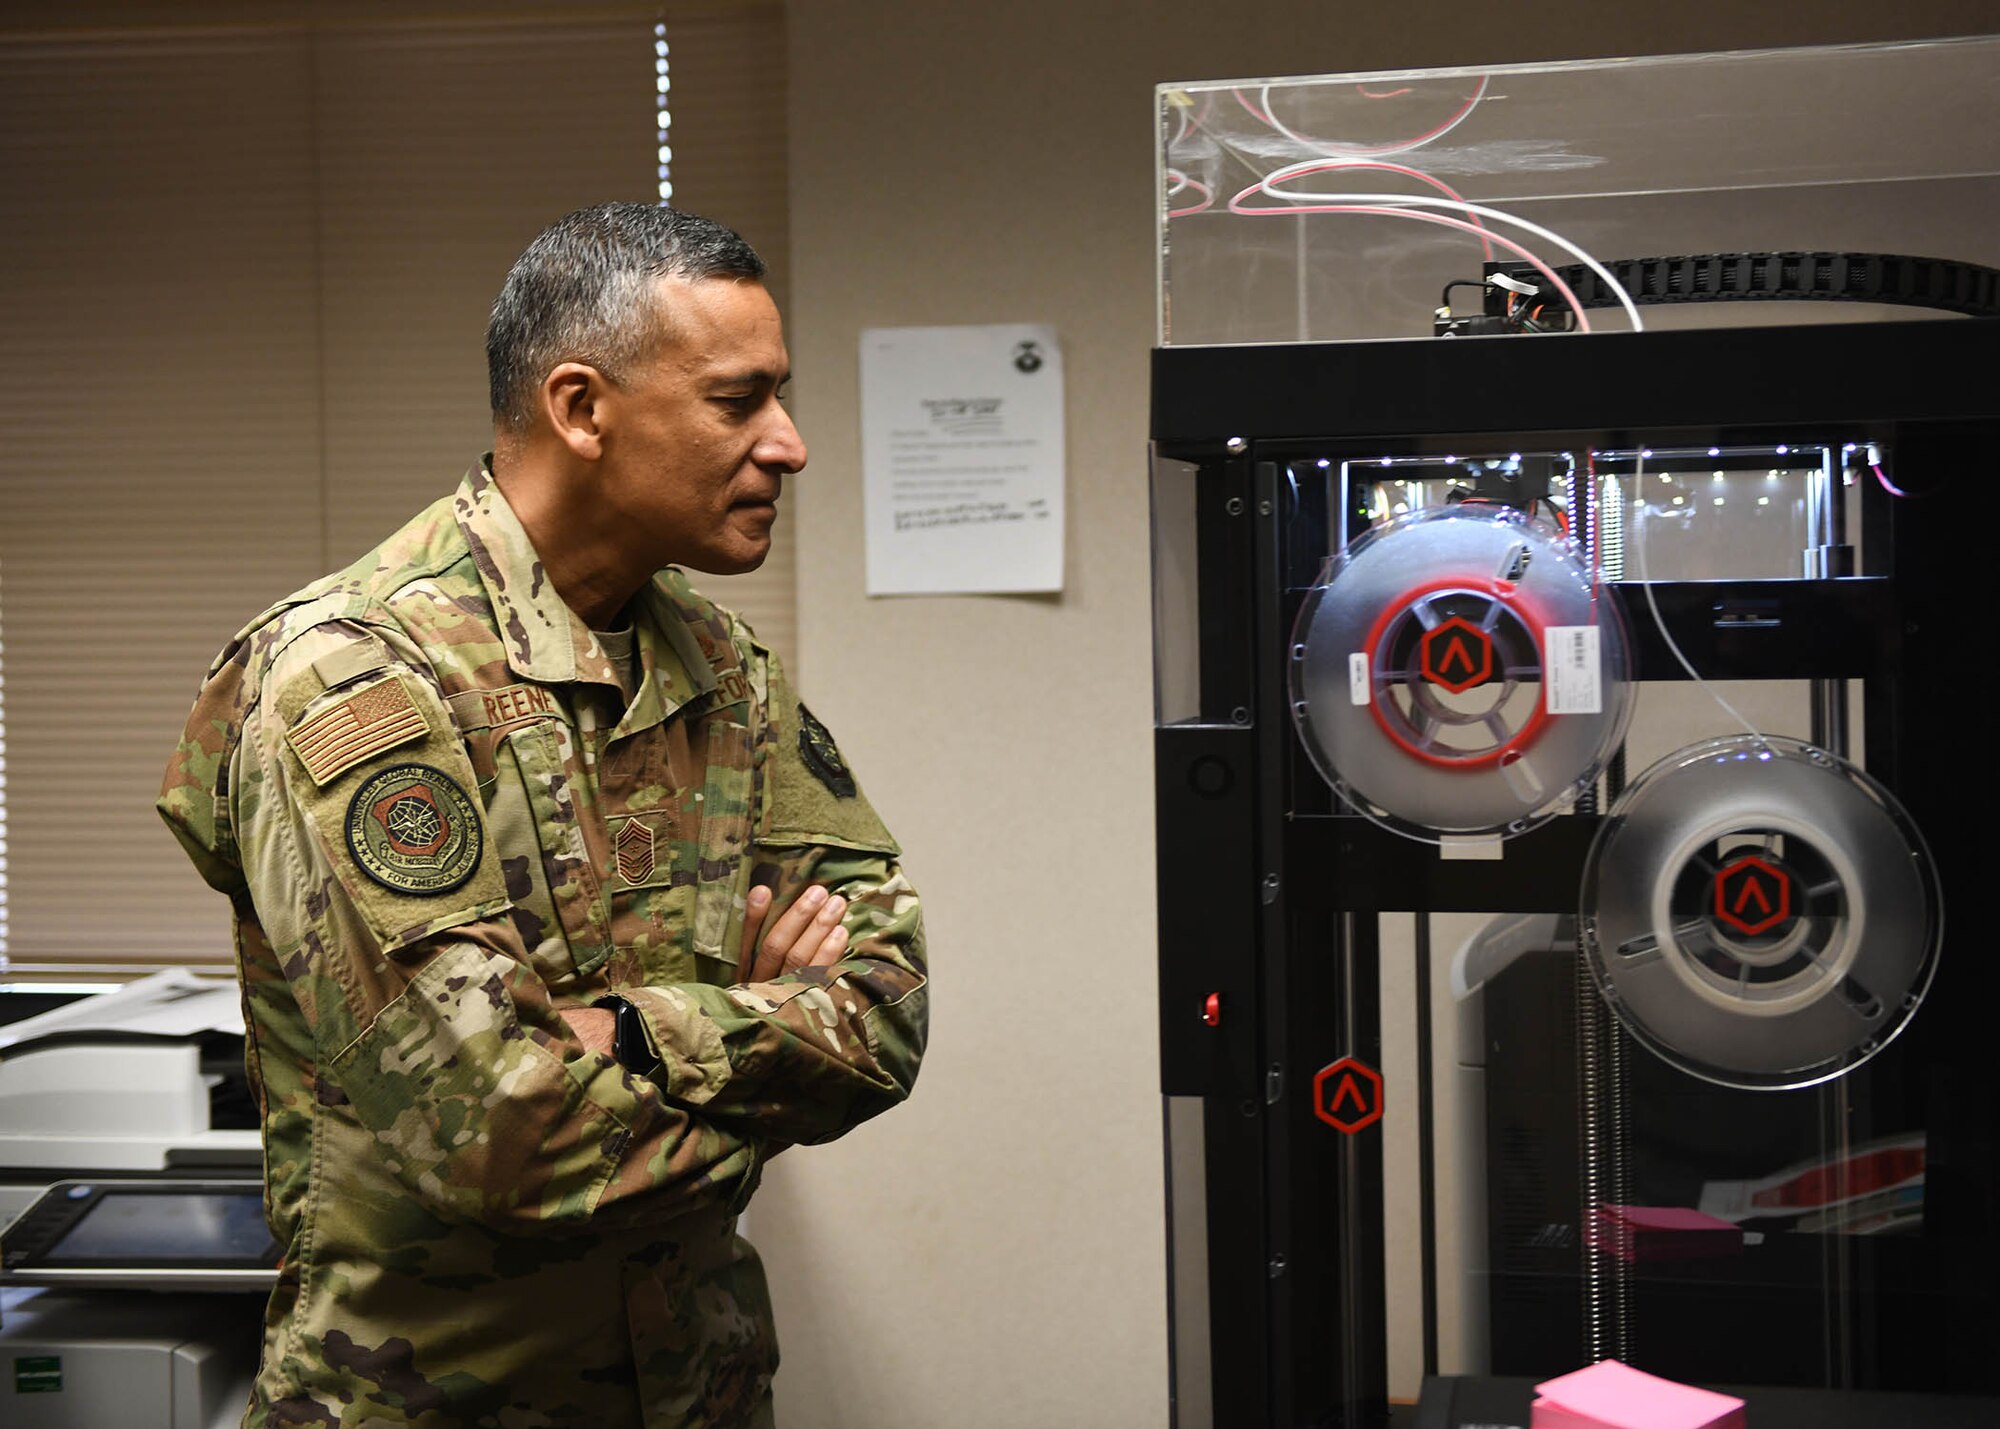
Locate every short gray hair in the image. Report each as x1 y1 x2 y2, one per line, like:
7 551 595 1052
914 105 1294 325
486 202 767 430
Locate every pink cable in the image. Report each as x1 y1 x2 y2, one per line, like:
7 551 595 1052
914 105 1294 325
1267 157 1494 261
1226 181 1592 332
1872 462 1920 498
1347 77 1487 152
1165 169 1215 219
1232 87 1273 126
1251 75 1491 157
1185 107 1496 261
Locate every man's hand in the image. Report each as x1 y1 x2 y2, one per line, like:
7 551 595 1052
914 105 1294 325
559 886 847 1054
742 882 849 983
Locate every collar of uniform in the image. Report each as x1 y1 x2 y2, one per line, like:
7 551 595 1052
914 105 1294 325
453 460 622 689
610 577 720 738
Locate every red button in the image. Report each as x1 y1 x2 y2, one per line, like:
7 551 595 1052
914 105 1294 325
1202 993 1222 1027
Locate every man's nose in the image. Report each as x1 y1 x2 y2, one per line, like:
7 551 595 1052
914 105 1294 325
760 405 808 473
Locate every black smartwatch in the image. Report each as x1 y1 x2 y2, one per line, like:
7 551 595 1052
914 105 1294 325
595 996 664 1080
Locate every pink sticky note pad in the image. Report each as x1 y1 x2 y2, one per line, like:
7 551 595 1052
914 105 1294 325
1532 1402 1616 1429
1531 1359 1746 1429
1598 1205 1737 1233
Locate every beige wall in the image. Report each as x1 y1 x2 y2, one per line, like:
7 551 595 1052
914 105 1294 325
762 3 1996 1425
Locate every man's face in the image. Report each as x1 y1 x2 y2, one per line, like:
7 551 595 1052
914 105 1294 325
599 275 805 575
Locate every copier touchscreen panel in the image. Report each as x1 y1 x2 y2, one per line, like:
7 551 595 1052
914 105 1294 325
45 1189 270 1267
4 1181 278 1288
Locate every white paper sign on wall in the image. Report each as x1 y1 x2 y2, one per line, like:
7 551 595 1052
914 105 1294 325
860 323 1065 595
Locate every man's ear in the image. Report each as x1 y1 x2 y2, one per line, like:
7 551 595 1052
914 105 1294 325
542 362 611 461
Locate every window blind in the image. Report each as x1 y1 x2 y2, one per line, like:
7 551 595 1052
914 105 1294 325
0 6 791 975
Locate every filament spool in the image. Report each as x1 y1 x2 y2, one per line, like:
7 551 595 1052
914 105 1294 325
1290 504 1631 841
1581 735 1941 1089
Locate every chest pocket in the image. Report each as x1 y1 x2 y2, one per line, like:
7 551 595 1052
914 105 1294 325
599 712 754 977
500 720 613 981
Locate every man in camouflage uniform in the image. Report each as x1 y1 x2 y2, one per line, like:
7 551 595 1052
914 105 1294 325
158 204 926 1428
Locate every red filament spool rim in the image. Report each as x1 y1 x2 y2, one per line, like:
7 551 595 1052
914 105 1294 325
1360 573 1555 770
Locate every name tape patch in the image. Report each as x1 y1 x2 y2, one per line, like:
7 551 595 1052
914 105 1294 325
448 682 561 733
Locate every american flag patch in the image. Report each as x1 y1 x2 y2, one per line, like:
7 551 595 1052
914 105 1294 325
287 677 429 786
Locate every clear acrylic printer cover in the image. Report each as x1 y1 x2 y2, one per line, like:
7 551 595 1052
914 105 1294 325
1157 37 2000 345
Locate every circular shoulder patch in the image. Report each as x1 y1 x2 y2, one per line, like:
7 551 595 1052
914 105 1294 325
344 763 483 895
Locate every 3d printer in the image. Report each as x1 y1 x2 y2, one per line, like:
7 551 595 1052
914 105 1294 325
1150 37 2000 1429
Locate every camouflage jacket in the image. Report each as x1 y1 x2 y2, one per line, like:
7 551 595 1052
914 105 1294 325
158 463 927 1429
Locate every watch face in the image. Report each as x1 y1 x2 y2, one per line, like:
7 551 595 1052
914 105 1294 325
613 1001 660 1075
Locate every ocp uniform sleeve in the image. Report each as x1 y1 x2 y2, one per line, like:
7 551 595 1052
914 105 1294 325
615 641 929 1146
172 616 766 1232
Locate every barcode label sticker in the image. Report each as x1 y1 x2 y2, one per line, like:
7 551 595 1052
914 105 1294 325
1544 625 1601 714
1349 652 1370 705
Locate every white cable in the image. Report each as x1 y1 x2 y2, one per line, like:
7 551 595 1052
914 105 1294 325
1273 202 1595 332
1250 178 1645 332
1625 451 1768 749
1257 74 1489 157
1167 168 1216 219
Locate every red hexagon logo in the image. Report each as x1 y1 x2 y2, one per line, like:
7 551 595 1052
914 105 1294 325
1419 617 1493 694
1313 1057 1384 1135
1713 854 1792 936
